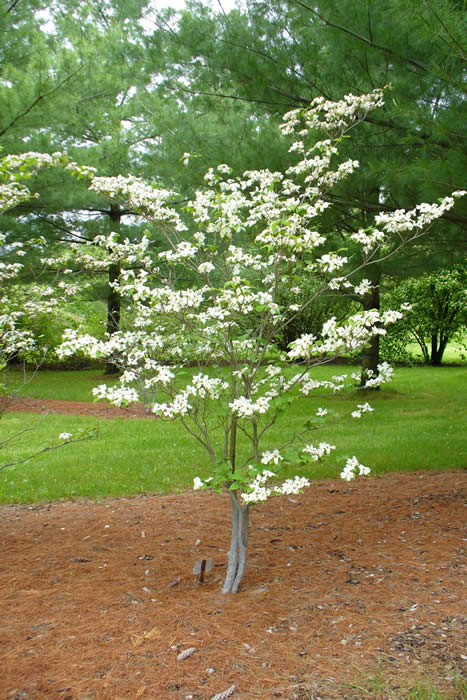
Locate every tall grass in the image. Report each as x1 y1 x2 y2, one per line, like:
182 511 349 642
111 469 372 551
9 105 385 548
0 365 465 504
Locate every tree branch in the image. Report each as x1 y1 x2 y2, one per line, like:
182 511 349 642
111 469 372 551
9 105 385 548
289 0 427 72
327 193 467 227
0 427 96 473
7 0 21 13
0 68 82 139
176 83 296 108
423 0 465 60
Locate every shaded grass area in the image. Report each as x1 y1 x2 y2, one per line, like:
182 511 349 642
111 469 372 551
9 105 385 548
306 666 466 699
0 365 465 504
405 339 466 365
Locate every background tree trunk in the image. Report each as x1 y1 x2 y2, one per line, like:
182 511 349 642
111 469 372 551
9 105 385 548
430 333 448 366
359 266 382 390
105 204 121 375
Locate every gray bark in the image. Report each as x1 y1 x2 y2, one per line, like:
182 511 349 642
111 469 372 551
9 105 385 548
222 490 249 594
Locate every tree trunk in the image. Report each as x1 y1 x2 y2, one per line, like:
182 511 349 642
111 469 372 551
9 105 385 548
222 415 250 593
430 333 448 366
105 204 121 375
359 267 381 390
222 490 250 594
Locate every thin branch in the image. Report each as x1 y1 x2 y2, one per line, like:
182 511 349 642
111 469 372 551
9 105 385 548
180 416 216 464
326 193 467 227
0 428 96 473
7 0 21 12
0 415 49 449
218 34 322 94
32 215 94 243
177 84 293 108
289 0 427 72
423 0 465 60
0 68 82 139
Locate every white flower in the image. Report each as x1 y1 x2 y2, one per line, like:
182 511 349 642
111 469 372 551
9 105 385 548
340 456 371 481
354 279 373 296
274 476 310 495
261 449 283 466
59 432 73 441
316 253 348 272
316 407 328 417
229 395 272 417
193 477 203 490
302 442 335 461
198 261 215 275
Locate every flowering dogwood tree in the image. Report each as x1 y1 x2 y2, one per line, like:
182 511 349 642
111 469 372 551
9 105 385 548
0 152 95 469
56 89 464 592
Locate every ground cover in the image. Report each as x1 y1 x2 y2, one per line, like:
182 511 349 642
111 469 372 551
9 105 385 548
0 471 465 699
0 366 465 697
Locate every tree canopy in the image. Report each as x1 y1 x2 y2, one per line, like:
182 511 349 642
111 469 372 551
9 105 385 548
147 0 466 249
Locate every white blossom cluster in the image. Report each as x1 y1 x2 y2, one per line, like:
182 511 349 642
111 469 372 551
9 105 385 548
229 395 272 418
90 175 187 232
159 241 198 262
359 361 394 388
198 261 216 276
0 151 66 214
152 374 229 419
302 442 336 461
353 279 374 296
194 471 312 504
0 260 23 282
315 253 349 273
340 456 371 481
281 88 385 135
350 227 386 254
261 449 283 465
226 245 267 272
328 277 353 291
374 193 466 234
351 402 374 419
42 233 154 275
0 182 35 213
0 233 63 362
241 471 311 504
58 329 107 359
288 308 403 361
92 384 139 407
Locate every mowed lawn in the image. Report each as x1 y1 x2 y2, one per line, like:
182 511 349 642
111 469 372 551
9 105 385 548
0 364 465 504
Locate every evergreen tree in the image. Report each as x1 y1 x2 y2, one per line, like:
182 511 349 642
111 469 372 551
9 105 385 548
144 0 466 375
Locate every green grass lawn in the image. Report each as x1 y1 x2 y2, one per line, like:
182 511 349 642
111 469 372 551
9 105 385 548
0 365 465 504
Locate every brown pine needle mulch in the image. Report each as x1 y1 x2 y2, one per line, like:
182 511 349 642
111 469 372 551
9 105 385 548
1 400 466 698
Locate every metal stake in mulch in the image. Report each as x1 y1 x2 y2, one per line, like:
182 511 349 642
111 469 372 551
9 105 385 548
193 558 213 583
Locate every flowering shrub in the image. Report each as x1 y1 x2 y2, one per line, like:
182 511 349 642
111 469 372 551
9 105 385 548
54 88 464 592
0 153 96 470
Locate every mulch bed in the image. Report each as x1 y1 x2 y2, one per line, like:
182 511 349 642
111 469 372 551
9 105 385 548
5 396 150 420
1 399 466 698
